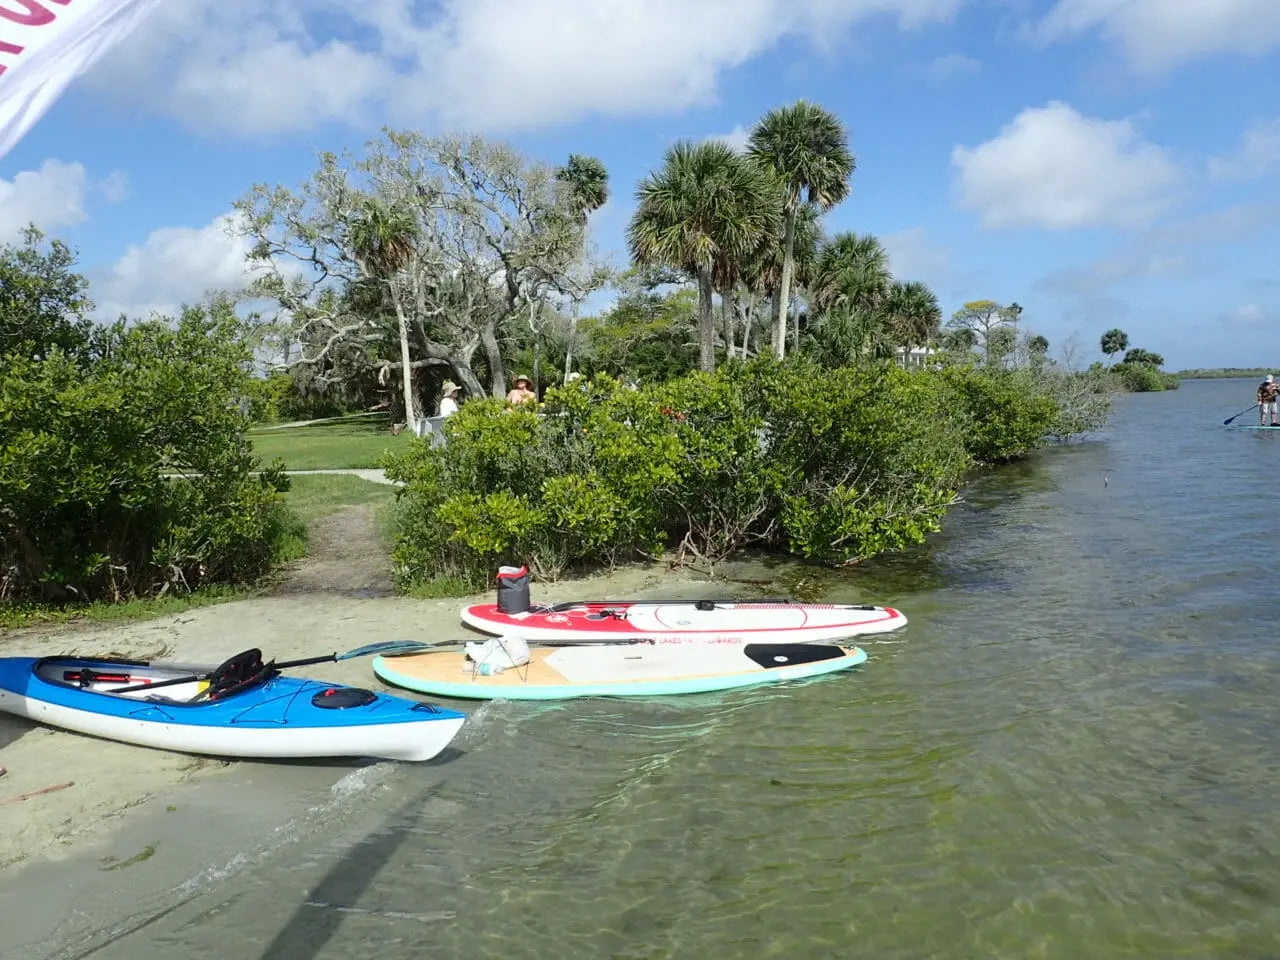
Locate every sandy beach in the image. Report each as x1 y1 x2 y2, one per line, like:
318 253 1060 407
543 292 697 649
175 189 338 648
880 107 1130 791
0 562 706 874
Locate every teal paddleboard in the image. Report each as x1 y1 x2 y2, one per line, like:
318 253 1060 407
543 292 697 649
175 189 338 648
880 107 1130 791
1230 424 1280 430
373 642 867 700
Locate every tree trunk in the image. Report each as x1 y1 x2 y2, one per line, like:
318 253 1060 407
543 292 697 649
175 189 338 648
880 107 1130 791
481 321 507 397
768 286 781 354
697 267 715 373
450 361 484 400
791 301 801 357
392 294 417 423
774 205 798 360
564 300 579 383
721 291 734 361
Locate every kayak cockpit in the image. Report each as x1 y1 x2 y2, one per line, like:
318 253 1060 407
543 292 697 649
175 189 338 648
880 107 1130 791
32 651 281 705
35 658 212 703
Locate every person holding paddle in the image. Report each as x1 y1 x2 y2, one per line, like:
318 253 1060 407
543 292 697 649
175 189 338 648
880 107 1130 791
1258 375 1279 426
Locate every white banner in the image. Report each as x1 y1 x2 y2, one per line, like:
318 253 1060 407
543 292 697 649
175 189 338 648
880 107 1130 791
0 0 161 162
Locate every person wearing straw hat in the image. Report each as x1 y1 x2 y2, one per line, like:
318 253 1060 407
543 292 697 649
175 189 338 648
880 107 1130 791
506 374 536 405
438 380 462 417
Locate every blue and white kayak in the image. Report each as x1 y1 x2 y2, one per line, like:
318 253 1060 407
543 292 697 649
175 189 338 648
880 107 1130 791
0 655 465 762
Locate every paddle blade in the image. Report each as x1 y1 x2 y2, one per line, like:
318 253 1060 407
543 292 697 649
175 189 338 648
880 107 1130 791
334 640 430 661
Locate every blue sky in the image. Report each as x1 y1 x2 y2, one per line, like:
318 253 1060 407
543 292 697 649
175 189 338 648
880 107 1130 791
1 0 1278 370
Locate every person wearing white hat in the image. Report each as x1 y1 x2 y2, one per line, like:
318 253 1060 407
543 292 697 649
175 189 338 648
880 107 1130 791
1257 374 1280 426
438 380 462 417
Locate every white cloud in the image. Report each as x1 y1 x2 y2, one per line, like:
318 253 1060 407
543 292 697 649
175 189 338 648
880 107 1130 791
1035 0 1280 74
881 227 952 284
85 0 968 136
927 52 980 80
1038 250 1203 298
1144 201 1280 248
1220 303 1272 330
0 160 128 242
99 170 131 204
951 101 1182 230
1208 119 1280 182
0 160 89 241
1037 201 1280 299
707 124 751 152
89 213 257 320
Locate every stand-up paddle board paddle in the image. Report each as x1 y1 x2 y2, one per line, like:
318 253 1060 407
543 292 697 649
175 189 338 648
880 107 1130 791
373 639 868 701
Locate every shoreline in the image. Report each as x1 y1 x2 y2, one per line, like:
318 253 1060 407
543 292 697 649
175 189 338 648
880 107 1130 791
0 563 723 875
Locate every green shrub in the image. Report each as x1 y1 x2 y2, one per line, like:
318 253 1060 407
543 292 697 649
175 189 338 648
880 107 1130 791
938 365 1059 462
384 359 991 584
1 306 292 603
382 378 678 588
753 360 971 563
1039 367 1114 439
1110 363 1179 392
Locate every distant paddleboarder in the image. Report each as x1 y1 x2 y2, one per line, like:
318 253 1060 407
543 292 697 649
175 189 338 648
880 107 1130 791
1259 375 1279 426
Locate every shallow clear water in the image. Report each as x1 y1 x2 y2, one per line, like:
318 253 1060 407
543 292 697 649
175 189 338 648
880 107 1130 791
13 379 1280 959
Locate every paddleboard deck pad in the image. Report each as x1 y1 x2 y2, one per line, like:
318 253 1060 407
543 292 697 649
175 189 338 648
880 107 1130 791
0 655 466 762
461 599 906 643
373 641 868 700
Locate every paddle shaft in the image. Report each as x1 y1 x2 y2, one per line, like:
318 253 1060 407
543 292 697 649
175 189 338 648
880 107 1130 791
1225 403 1261 425
104 657 335 695
102 641 428 695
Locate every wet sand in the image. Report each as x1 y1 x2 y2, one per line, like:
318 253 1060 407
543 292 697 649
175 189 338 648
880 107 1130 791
0 563 711 874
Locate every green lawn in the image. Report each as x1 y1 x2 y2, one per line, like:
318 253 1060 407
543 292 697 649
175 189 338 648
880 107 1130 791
247 414 414 469
282 473 398 532
1 474 399 630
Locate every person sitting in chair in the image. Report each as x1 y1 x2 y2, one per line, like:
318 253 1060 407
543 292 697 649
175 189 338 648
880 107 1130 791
506 374 536 405
438 380 462 417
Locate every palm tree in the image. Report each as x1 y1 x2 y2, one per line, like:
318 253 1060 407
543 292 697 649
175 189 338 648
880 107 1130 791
748 100 855 359
811 232 890 317
553 154 609 382
1100 328 1128 366
884 281 942 364
349 198 420 423
557 153 609 220
806 307 895 367
628 141 780 372
741 201 823 355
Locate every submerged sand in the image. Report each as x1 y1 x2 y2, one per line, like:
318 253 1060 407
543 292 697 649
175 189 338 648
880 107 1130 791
0 563 713 873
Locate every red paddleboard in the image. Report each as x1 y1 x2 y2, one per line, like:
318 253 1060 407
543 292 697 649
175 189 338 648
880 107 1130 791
460 599 906 644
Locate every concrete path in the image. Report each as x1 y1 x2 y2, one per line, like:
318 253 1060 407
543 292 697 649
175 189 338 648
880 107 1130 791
254 412 384 431
163 469 400 486
282 468 399 486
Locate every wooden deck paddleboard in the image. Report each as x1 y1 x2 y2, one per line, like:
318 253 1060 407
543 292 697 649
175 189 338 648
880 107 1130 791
372 641 867 700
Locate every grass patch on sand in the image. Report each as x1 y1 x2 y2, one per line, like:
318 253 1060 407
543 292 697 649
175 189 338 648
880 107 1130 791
247 414 413 470
1 474 397 630
283 473 398 535
0 584 267 631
